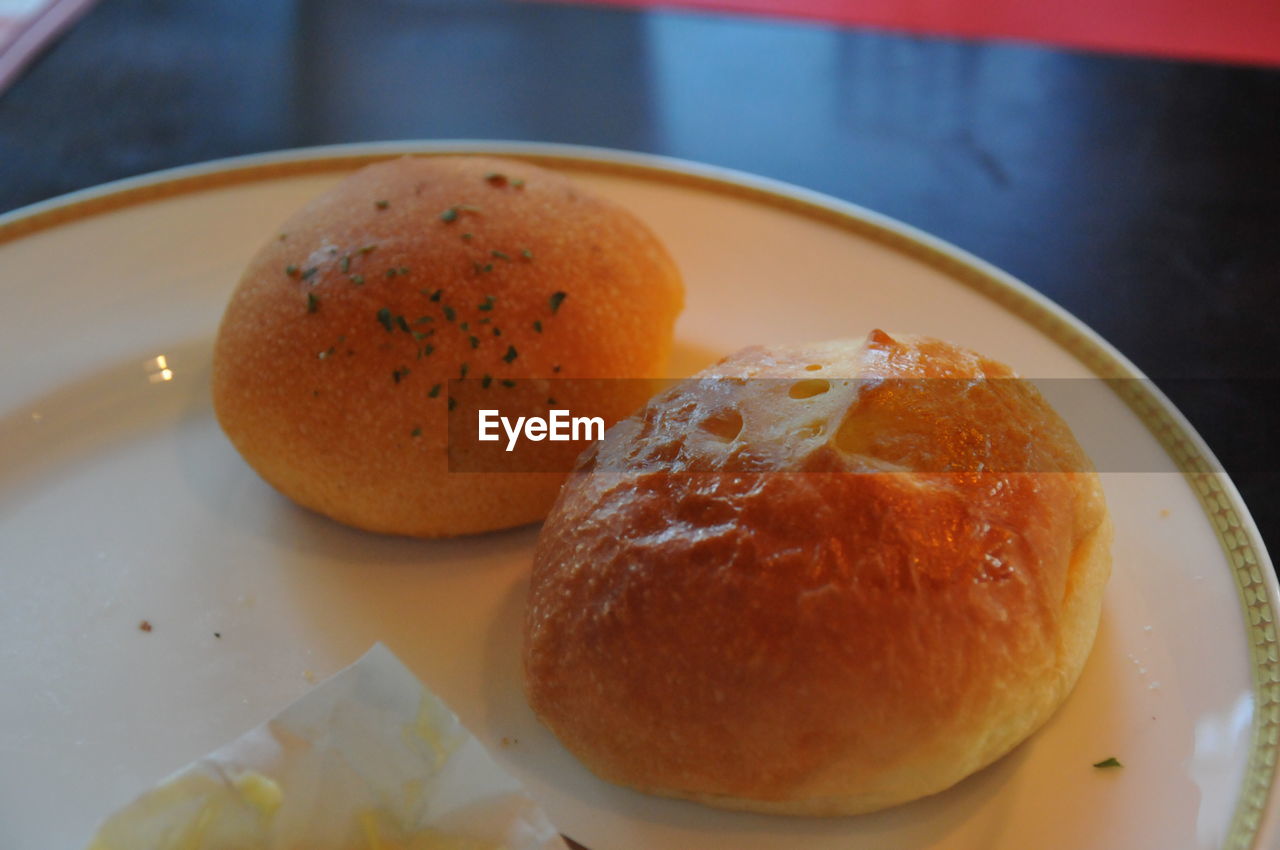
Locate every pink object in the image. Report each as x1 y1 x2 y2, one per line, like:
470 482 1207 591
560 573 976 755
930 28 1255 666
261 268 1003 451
0 0 100 93
550 0 1280 67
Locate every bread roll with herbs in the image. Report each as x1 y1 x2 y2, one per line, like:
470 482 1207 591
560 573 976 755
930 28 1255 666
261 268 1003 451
212 155 683 537
524 330 1111 814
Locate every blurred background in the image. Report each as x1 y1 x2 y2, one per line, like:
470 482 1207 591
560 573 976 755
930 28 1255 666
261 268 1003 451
1 0 1277 554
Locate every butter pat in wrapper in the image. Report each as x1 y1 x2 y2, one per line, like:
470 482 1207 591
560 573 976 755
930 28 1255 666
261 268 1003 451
87 644 567 850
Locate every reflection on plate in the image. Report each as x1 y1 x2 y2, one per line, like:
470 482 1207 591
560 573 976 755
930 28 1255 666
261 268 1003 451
0 142 1276 850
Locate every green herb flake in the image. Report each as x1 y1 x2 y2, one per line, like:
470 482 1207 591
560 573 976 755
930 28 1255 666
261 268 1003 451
421 344 435 357
481 374 492 389
1093 757 1123 769
427 289 443 302
285 264 299 277
306 293 320 313
428 384 442 398
414 315 434 324
357 244 377 255
459 363 469 379
301 266 319 281
460 321 470 331
549 291 567 314
376 199 390 209
493 328 502 337
386 268 398 279
340 255 350 273
392 367 410 384
502 345 518 364
511 178 525 189
399 266 409 275
396 315 411 333
412 331 429 341
533 320 542 333
445 203 481 220
448 396 457 411
443 306 457 322
440 205 479 223
461 232 473 242
469 336 480 349
520 248 533 260
376 308 394 331
410 426 422 437
477 295 496 311
350 275 365 285
482 263 494 274
491 250 510 261
501 380 516 388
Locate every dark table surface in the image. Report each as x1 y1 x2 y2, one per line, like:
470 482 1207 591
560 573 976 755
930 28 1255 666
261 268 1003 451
2 0 1277 563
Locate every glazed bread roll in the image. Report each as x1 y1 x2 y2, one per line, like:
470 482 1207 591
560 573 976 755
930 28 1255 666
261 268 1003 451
212 155 683 537
524 330 1112 815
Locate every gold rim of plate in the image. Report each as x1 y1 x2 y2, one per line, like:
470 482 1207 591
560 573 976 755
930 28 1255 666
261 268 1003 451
1 141 1275 848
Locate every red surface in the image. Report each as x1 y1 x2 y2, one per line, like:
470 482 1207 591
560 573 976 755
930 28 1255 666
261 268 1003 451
552 0 1280 67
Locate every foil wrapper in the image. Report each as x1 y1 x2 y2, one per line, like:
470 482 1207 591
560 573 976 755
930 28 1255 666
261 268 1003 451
87 644 567 850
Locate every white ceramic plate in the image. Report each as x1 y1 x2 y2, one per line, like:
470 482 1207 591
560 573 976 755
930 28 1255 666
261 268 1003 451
1 142 1276 850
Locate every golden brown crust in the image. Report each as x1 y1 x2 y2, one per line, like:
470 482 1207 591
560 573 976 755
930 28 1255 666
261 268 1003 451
523 330 1111 814
212 156 683 536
